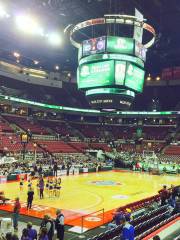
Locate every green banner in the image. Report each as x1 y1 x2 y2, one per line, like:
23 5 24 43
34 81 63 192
78 60 115 89
125 63 145 92
107 36 134 55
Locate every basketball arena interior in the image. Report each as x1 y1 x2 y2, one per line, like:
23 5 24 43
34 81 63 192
0 0 179 240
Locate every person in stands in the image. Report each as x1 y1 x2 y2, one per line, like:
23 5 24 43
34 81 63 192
40 215 54 240
108 211 125 229
120 216 135 240
13 197 21 231
170 185 179 207
38 227 48 240
55 209 65 240
158 185 169 206
153 236 161 240
27 222 37 240
21 228 31 240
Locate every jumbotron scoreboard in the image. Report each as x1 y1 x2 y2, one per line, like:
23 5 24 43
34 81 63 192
66 12 155 109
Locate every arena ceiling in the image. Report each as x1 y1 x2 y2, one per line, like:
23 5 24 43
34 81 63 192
1 0 180 74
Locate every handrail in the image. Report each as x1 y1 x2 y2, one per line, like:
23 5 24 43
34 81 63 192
81 208 104 233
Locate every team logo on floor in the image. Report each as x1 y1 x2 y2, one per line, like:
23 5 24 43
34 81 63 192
112 195 129 199
90 180 122 186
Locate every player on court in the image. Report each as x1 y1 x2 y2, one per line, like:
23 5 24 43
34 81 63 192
49 178 54 198
36 178 40 196
53 178 57 197
19 177 24 191
56 177 61 198
27 178 32 191
45 178 50 195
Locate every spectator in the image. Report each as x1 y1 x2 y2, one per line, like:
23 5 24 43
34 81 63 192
108 211 124 229
21 229 30 240
170 185 179 207
158 185 169 206
27 187 34 210
13 197 21 231
5 233 13 240
38 227 48 240
172 196 180 214
5 233 19 240
124 208 132 222
40 215 54 240
153 236 161 240
120 216 135 240
55 209 65 240
27 222 37 240
38 165 43 175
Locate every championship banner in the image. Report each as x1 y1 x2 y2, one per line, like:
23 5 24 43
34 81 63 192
133 9 143 43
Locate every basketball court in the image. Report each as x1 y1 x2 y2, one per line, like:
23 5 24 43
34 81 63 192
0 170 179 231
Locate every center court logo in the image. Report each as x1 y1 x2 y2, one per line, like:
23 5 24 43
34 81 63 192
90 180 122 186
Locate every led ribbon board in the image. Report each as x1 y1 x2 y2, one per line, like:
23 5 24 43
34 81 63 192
66 15 156 49
79 53 144 68
0 93 177 116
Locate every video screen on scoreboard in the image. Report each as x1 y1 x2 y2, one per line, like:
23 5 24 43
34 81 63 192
135 41 147 62
78 60 115 89
115 61 126 85
82 36 106 56
107 36 134 55
125 63 145 92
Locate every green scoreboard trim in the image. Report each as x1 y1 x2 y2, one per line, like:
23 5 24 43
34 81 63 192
79 53 144 68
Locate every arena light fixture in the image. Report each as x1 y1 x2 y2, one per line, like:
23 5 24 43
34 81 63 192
15 14 44 36
48 32 61 46
13 52 20 58
33 60 39 65
55 65 59 70
146 74 152 81
0 4 9 18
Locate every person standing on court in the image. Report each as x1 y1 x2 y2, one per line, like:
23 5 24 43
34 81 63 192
55 209 65 240
13 197 21 231
27 187 34 210
53 162 58 177
39 177 44 199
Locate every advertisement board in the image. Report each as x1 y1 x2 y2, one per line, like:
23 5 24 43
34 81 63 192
78 60 115 89
115 61 126 85
125 63 145 92
107 36 134 55
82 36 106 56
